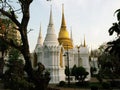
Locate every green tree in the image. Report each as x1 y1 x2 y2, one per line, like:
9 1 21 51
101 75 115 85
4 48 35 90
0 1 33 79
76 67 89 83
71 65 77 76
0 39 8 77
73 66 89 83
0 0 50 89
90 67 97 77
97 43 120 83
98 52 116 80
106 9 120 57
65 66 71 76
4 48 24 79
0 18 12 75
106 9 120 75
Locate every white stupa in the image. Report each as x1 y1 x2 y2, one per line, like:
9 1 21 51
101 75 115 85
34 5 91 84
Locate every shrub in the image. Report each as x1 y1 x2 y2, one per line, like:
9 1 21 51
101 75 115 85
90 83 101 90
58 81 66 87
110 80 120 88
3 75 35 90
102 82 111 89
75 81 89 87
90 84 99 90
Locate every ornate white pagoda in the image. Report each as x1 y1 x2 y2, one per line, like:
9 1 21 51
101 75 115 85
34 5 91 84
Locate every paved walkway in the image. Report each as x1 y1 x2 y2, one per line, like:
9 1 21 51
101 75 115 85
54 87 90 90
48 85 120 90
48 84 90 90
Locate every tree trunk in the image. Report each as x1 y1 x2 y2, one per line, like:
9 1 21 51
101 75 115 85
22 51 33 80
0 1 50 89
20 27 34 80
0 51 5 78
0 58 4 77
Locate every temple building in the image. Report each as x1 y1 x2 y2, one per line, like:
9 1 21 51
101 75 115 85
34 5 91 84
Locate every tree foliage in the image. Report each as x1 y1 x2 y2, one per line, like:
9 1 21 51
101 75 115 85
75 67 89 83
90 67 97 77
0 17 15 76
97 9 120 81
65 66 71 76
5 48 24 78
98 51 119 80
0 0 50 89
0 1 33 77
106 9 120 57
105 9 120 76
71 65 89 83
71 65 77 76
3 48 35 90
97 10 120 81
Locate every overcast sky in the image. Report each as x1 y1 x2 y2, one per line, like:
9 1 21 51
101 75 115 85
27 0 120 52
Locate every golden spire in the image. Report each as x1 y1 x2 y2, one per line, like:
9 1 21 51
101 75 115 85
61 4 66 28
83 35 86 47
58 4 73 49
58 4 69 39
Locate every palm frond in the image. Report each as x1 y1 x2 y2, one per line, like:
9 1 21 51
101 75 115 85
114 9 120 21
108 23 119 35
106 38 120 55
